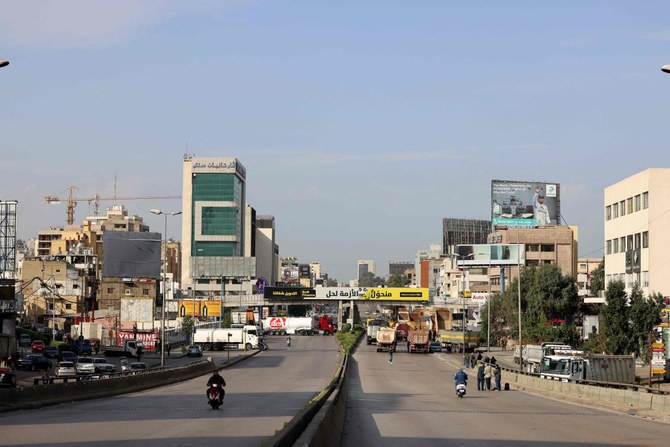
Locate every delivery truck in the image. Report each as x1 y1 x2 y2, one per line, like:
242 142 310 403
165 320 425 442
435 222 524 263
104 339 144 359
539 353 636 384
193 325 263 351
262 317 318 336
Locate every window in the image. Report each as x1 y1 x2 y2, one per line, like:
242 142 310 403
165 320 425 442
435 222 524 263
613 203 619 218
643 231 649 248
620 236 625 251
606 274 612 285
634 195 641 212
107 287 114 294
642 271 649 287
642 192 649 209
526 244 539 252
627 235 633 251
142 289 149 296
65 304 72 310
606 240 612 255
579 263 587 269
73 284 79 289
613 238 619 253
526 260 539 267
541 244 555 252
635 233 641 250
626 274 634 288
620 200 626 216
606 205 611 220
627 197 633 214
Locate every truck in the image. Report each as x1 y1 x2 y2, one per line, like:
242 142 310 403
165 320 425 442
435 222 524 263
317 315 337 335
262 317 318 336
193 325 263 351
408 329 430 353
376 327 396 352
366 320 385 345
438 331 480 353
539 353 636 384
395 322 410 341
104 339 144 359
513 342 580 373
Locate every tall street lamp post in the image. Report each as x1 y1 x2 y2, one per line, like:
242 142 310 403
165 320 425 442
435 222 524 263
150 209 182 368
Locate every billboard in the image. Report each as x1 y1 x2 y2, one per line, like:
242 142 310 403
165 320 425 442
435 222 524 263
264 287 429 301
120 297 154 324
456 244 526 266
178 299 222 317
299 264 311 278
491 180 560 228
281 265 300 284
103 232 161 278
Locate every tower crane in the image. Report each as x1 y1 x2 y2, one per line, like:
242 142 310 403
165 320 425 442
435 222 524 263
45 185 181 225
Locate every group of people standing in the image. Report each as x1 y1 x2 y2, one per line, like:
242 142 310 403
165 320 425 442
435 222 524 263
472 352 502 391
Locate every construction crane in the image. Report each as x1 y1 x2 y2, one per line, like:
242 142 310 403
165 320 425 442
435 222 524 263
45 185 181 225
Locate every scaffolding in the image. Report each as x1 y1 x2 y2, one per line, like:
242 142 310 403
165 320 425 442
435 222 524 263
442 218 491 254
0 201 18 278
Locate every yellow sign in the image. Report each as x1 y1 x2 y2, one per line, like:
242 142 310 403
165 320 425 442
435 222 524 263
660 308 670 328
178 299 222 317
359 288 429 301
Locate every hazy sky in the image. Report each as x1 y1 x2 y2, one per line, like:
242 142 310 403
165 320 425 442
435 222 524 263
2 1 670 282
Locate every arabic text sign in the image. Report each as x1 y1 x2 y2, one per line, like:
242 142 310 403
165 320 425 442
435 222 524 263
359 288 429 301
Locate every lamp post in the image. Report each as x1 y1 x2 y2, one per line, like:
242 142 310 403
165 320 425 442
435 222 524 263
517 226 523 371
150 209 182 368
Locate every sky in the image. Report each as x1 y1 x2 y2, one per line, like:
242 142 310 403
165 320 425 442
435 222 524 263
2 1 670 283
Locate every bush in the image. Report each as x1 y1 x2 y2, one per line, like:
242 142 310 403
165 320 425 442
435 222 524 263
352 324 363 332
341 323 352 333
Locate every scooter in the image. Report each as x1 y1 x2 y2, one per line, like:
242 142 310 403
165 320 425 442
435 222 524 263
258 339 269 351
207 384 223 409
456 382 467 398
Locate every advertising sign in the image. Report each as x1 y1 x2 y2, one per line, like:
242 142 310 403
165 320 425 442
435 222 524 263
120 297 154 324
281 265 300 284
491 179 560 229
178 299 222 317
299 264 311 278
359 288 429 301
660 308 670 328
117 329 158 349
264 287 316 300
455 244 526 266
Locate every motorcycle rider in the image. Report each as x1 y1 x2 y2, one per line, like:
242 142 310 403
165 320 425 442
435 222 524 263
206 370 226 405
286 336 291 348
454 368 468 390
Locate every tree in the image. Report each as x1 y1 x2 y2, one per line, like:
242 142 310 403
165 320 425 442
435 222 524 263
181 316 195 342
358 271 386 287
387 274 410 287
601 280 631 355
629 289 664 363
221 310 232 328
589 260 605 296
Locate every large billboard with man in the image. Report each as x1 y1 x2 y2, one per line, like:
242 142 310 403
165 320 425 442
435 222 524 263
491 179 560 229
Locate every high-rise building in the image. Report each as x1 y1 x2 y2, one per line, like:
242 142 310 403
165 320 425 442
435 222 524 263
442 218 491 254
357 259 376 280
256 215 278 286
604 168 670 297
181 156 255 289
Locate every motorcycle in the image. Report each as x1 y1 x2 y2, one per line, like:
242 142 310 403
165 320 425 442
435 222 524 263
207 384 223 409
456 382 467 398
258 340 269 351
286 337 291 348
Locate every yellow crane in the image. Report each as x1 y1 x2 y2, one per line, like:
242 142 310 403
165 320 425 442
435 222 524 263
45 185 181 225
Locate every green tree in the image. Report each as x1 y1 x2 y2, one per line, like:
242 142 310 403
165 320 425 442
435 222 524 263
629 289 664 363
358 271 386 287
387 274 410 287
589 260 605 296
601 280 631 354
221 310 232 328
181 316 194 342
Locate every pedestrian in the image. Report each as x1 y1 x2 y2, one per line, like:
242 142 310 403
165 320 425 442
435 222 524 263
464 353 470 368
494 364 502 391
388 347 394 364
156 339 161 354
484 362 493 391
476 352 483 362
166 343 171 357
491 356 497 365
477 362 485 391
469 352 476 369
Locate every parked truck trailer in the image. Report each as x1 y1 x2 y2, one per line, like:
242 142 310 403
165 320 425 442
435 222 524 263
540 353 636 384
193 325 263 351
262 317 318 336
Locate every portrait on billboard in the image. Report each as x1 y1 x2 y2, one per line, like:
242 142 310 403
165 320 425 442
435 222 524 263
491 180 560 229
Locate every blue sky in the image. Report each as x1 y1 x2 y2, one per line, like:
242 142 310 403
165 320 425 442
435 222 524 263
2 1 670 282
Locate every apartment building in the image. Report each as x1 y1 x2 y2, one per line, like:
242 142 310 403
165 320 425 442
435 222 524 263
604 168 670 297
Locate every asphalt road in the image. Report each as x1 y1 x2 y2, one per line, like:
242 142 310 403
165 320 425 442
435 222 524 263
342 341 669 447
1 335 341 447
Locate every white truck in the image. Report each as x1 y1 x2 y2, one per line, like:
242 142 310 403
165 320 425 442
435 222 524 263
540 353 636 384
366 320 384 345
262 317 318 336
193 325 263 351
514 342 580 373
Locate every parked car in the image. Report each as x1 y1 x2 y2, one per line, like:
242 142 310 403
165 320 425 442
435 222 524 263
60 351 77 362
428 341 443 353
75 357 95 374
31 340 46 353
55 361 77 378
91 357 116 373
187 345 203 357
17 354 52 371
43 346 59 359
0 367 17 388
18 334 32 347
123 362 147 373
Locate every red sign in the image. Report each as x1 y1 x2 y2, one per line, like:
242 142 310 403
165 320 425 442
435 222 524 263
117 330 158 349
269 317 286 329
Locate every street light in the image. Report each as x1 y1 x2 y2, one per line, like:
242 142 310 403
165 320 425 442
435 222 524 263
150 208 182 368
661 65 670 74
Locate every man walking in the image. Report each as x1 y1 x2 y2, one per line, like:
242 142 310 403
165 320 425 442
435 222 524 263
477 362 485 391
494 364 502 391
484 362 493 391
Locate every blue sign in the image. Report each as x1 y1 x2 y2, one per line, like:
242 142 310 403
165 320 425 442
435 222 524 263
256 277 269 293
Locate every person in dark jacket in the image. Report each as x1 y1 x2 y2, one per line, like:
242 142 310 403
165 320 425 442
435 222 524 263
476 362 485 391
454 368 468 390
206 370 227 404
494 365 502 391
